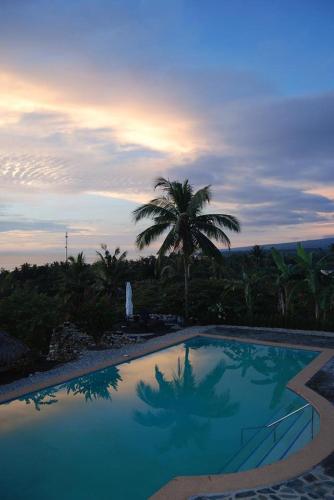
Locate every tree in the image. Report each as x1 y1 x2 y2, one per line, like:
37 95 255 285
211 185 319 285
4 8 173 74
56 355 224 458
0 288 61 352
158 253 184 280
133 177 240 319
271 248 298 319
62 252 93 320
95 245 127 300
295 244 332 321
223 269 262 320
249 245 265 266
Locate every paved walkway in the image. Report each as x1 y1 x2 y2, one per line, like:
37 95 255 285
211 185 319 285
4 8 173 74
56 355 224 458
191 457 334 500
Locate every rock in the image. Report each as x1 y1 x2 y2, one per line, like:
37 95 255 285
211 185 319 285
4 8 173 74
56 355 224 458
99 332 137 349
47 322 95 362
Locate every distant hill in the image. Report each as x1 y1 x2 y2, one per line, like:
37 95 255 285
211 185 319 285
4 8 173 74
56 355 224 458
224 237 334 254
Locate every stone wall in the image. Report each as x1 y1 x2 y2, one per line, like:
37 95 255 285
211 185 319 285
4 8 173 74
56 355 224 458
47 322 95 363
47 324 141 363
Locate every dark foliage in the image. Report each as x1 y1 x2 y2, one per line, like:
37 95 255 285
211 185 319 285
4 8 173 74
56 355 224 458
0 243 333 354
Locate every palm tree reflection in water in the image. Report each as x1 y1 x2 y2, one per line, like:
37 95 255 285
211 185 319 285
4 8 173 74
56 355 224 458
19 366 122 410
223 343 271 378
250 347 315 409
19 387 59 411
207 340 315 409
134 346 239 450
65 367 122 402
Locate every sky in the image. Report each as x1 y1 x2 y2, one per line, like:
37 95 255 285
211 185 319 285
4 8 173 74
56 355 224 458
0 0 334 268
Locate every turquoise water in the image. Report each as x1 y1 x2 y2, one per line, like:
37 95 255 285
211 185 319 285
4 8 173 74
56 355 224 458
0 337 319 500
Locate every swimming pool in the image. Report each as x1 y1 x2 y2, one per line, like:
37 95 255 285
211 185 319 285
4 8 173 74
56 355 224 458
0 336 319 500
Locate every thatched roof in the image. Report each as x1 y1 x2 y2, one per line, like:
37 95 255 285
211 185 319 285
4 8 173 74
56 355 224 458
0 331 30 369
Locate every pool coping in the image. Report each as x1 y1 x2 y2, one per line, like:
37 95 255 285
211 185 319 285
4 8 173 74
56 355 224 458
1 326 334 500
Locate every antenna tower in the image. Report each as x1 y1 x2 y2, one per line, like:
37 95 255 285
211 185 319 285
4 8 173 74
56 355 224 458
65 232 68 262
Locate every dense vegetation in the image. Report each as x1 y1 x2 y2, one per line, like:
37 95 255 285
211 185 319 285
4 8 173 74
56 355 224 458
0 243 333 354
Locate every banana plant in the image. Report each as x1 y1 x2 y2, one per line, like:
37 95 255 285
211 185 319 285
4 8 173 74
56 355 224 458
224 269 263 320
271 248 298 318
295 244 333 321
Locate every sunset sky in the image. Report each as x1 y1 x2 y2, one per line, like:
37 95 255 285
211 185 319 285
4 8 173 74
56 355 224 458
0 0 334 268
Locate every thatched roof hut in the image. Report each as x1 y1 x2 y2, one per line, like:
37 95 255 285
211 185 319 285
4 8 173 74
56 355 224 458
0 331 30 372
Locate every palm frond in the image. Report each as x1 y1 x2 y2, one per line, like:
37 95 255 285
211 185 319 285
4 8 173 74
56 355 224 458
196 214 240 232
174 179 193 212
194 230 224 262
157 229 177 258
271 247 285 272
149 196 178 213
195 221 231 247
188 186 211 215
133 202 176 223
136 223 170 250
154 177 172 191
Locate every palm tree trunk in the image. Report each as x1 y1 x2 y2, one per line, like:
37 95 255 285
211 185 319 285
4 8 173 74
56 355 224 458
183 256 189 322
278 289 284 317
283 286 289 318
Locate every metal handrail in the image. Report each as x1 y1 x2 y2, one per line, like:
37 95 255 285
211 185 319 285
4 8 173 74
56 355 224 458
241 403 311 444
266 403 310 428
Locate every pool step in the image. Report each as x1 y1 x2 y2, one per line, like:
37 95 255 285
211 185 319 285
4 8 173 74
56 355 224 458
220 406 288 473
257 406 315 468
220 405 316 474
242 407 311 470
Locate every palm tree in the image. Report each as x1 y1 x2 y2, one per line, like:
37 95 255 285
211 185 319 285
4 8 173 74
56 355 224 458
249 245 265 266
95 245 127 300
62 252 92 319
133 177 240 319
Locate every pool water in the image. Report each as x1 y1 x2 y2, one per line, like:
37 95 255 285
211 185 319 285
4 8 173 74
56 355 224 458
0 336 319 500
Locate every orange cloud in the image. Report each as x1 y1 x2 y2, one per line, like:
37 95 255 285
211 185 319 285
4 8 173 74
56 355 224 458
0 70 201 154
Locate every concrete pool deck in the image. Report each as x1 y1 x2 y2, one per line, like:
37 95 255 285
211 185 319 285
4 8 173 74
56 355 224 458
1 324 334 499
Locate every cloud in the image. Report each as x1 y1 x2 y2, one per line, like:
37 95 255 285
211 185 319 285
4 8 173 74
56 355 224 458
221 92 334 173
0 0 333 261
171 158 334 228
168 90 334 230
0 219 69 233
1 72 333 246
